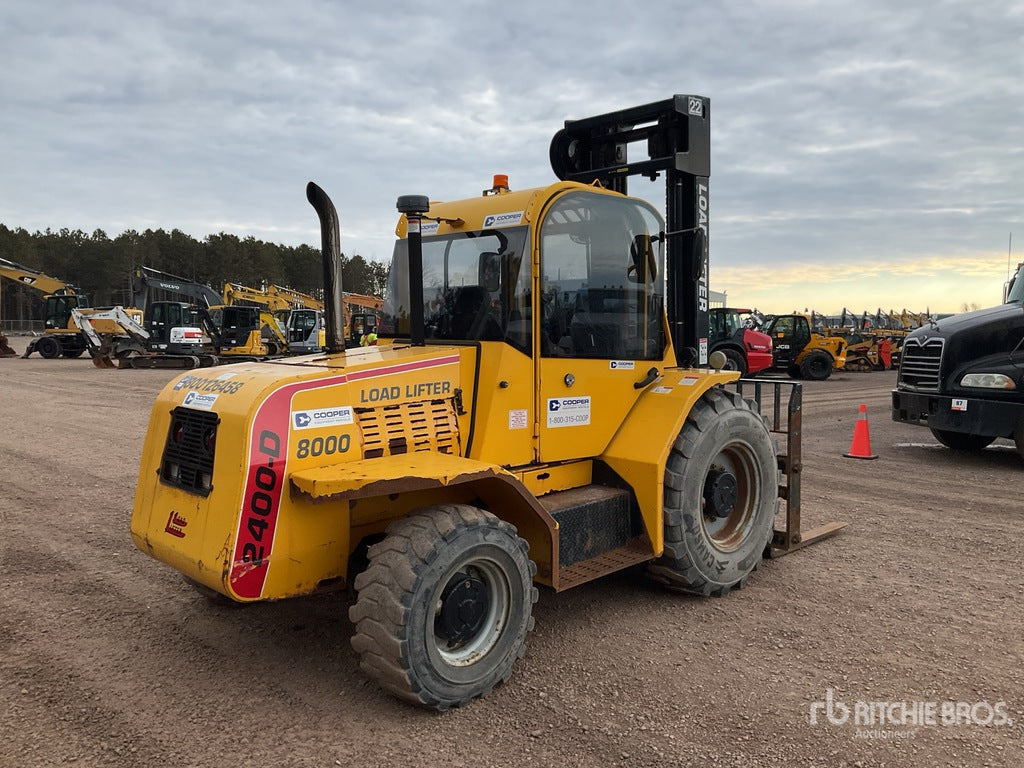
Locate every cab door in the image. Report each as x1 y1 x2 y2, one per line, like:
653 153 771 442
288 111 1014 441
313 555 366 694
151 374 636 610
535 190 668 463
768 315 811 368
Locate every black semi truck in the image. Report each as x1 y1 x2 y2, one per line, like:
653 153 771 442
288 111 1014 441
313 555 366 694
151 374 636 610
892 262 1024 455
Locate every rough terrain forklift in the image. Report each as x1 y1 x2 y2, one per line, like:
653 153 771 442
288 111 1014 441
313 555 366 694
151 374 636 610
131 96 841 709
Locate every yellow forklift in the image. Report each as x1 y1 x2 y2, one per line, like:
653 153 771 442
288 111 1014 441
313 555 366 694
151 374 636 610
131 96 842 709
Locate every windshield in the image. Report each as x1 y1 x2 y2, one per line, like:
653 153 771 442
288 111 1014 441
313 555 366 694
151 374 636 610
382 226 530 348
1006 263 1024 303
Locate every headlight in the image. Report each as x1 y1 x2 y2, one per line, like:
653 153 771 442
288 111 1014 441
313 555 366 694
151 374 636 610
959 372 1016 389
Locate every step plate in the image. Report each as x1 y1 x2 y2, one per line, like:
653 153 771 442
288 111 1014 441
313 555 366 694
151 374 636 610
558 538 654 591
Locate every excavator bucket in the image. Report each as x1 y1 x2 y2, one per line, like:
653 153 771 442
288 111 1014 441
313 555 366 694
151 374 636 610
91 348 117 368
0 331 17 357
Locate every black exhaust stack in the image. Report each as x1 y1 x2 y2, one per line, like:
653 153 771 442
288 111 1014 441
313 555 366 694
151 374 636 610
306 182 346 353
397 194 429 346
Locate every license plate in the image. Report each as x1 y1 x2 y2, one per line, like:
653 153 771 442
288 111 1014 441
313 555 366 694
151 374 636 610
951 398 968 412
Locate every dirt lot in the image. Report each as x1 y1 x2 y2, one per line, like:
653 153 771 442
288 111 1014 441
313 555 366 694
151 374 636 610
1 336 1021 768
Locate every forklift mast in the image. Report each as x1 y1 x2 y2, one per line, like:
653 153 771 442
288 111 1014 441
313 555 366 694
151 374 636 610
549 94 711 365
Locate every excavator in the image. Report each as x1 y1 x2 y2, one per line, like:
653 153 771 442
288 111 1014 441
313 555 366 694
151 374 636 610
265 283 383 350
218 282 292 355
77 269 272 368
1 256 92 358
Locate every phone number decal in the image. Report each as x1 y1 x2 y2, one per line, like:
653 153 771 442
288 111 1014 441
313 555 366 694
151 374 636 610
546 396 591 428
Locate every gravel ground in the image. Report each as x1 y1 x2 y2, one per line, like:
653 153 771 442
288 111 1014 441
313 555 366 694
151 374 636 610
1 336 1021 767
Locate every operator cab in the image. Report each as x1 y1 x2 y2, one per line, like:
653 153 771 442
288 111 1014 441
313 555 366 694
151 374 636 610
44 293 89 329
381 187 666 363
380 179 670 466
709 307 744 344
765 314 812 369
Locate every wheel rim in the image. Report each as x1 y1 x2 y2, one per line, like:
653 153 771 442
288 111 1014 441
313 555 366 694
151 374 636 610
701 442 759 551
432 557 510 667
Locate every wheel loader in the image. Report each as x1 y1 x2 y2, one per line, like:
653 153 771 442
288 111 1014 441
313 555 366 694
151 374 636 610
130 96 842 710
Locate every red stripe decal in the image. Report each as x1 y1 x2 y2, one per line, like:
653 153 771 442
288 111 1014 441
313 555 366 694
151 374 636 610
228 354 460 598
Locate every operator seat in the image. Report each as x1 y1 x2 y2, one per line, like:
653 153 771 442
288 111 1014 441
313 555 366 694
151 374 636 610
448 285 499 340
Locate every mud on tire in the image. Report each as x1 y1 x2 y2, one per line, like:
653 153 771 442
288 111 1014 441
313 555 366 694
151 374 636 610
648 388 778 596
349 504 537 710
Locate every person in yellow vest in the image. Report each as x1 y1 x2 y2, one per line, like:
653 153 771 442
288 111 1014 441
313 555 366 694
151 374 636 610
360 330 378 347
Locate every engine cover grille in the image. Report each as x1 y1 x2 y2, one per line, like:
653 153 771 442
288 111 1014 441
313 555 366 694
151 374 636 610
160 406 218 496
357 399 460 459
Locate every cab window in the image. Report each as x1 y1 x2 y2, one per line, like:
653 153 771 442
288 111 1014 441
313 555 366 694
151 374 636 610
383 226 530 351
539 191 665 360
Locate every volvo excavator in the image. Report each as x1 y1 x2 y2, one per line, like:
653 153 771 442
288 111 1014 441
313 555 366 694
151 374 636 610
82 269 297 368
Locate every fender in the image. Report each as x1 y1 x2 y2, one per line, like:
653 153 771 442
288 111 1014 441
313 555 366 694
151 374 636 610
601 368 740 555
290 452 559 585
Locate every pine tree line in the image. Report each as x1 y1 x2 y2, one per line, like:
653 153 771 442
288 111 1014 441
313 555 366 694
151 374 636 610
0 224 389 327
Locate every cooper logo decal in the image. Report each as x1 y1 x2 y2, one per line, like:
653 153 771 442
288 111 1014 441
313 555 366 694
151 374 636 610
291 406 354 430
546 396 591 428
482 211 524 228
183 391 218 410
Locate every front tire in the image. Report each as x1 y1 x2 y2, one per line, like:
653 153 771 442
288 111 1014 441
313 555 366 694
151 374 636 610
350 504 537 710
36 336 62 359
719 348 747 375
800 350 833 380
648 388 778 596
930 428 994 452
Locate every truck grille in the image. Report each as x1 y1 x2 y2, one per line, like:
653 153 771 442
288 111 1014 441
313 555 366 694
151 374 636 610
160 407 218 496
357 399 460 459
898 337 943 390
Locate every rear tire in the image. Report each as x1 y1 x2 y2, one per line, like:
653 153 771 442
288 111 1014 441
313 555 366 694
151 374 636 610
36 336 62 359
930 428 994 452
182 576 241 606
648 388 778 596
350 504 537 710
800 350 833 380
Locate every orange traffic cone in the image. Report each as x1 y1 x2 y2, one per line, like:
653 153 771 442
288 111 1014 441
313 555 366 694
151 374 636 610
844 403 878 459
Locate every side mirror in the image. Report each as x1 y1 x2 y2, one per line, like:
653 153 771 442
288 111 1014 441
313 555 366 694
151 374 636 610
628 235 658 283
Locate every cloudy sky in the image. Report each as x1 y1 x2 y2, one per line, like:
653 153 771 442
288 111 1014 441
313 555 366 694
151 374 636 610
2 0 1021 314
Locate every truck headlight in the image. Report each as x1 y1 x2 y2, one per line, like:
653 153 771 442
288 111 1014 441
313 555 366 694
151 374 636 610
959 372 1016 389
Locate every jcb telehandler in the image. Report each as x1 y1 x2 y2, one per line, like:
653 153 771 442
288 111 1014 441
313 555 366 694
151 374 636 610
131 96 841 710
764 313 847 380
